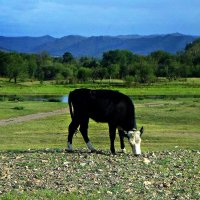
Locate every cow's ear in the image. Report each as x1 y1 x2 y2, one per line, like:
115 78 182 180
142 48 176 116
140 126 144 137
123 131 129 138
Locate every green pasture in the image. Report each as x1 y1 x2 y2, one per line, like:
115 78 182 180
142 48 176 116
0 78 199 152
0 101 66 120
0 78 200 96
0 97 199 152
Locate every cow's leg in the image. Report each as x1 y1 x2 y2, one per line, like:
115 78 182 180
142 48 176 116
80 118 96 152
67 120 79 151
109 124 116 154
118 129 126 153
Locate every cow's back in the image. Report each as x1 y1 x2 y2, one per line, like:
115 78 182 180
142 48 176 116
69 89 136 130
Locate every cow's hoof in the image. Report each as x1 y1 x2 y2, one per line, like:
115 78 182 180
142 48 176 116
135 154 141 157
121 148 127 154
90 149 97 153
66 148 73 153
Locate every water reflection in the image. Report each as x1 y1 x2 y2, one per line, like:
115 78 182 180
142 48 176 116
0 95 68 103
61 96 68 103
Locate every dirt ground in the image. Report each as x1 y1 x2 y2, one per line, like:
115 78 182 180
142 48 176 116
0 108 68 126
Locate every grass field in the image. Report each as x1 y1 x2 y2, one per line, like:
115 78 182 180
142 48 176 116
0 78 200 199
0 78 199 152
1 78 200 96
0 101 66 120
0 98 199 152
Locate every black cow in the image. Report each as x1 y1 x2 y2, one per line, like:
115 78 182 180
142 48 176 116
67 88 144 155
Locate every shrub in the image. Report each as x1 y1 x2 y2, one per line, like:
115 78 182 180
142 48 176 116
13 106 24 110
124 75 134 87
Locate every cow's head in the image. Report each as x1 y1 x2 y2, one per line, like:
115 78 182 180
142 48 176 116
126 127 144 156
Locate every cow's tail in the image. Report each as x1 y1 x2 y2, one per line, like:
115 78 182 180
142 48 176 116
68 91 74 119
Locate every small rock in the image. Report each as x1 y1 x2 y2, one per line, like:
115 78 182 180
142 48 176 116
125 188 133 193
63 161 70 166
33 178 43 186
15 156 23 159
176 173 182 176
107 191 112 195
80 163 87 167
163 182 170 188
144 181 152 186
41 160 48 163
152 152 156 157
143 158 151 165
48 171 54 176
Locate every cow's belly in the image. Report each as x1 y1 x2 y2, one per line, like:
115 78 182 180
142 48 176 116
89 112 111 123
90 115 109 123
88 102 117 123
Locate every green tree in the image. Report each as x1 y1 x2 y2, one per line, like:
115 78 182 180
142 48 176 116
107 64 120 82
6 53 27 83
62 67 73 80
178 38 200 77
35 52 53 82
77 67 91 82
191 65 200 77
63 52 74 63
124 75 134 87
42 65 59 80
135 62 156 83
102 50 143 79
91 67 107 82
27 55 37 80
150 50 174 77
0 51 9 76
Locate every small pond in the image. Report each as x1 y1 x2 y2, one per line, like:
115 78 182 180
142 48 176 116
0 94 199 103
0 95 68 103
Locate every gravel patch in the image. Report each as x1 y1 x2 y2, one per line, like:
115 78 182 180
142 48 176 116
0 149 199 199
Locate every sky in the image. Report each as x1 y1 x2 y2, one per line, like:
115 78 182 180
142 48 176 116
0 0 200 37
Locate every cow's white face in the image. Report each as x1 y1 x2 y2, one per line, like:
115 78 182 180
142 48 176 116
127 127 144 155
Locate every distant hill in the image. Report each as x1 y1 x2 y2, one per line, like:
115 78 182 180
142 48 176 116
0 35 55 53
0 33 199 57
0 46 11 52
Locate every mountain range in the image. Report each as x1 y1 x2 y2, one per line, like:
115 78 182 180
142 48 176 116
0 33 199 57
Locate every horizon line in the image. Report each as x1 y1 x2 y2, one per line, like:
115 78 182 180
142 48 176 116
0 32 199 38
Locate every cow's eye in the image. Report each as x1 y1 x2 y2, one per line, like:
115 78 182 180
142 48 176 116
135 138 141 144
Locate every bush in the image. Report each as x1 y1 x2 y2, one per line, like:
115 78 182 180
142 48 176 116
9 95 24 101
124 75 134 87
13 106 24 110
0 96 8 101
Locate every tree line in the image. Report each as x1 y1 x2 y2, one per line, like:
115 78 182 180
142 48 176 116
0 38 200 84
